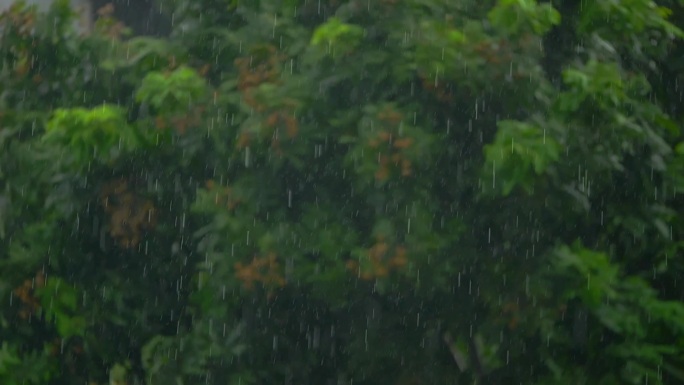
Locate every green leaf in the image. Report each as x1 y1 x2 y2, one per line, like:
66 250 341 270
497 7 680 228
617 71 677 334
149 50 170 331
483 120 560 196
35 277 85 338
488 0 560 35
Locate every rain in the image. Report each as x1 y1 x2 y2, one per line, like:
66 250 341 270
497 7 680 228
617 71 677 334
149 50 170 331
1 0 684 384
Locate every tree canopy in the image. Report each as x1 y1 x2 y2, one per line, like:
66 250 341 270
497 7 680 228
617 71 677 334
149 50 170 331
2 0 684 384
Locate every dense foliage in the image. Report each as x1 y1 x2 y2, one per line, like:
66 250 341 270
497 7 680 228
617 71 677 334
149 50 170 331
2 0 684 384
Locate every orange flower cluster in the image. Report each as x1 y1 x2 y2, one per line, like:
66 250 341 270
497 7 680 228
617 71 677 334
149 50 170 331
236 106 300 152
12 271 45 320
205 180 242 210
377 106 403 125
94 4 127 40
154 104 206 135
368 130 414 182
234 253 286 290
472 39 513 65
265 110 299 138
501 301 520 330
236 131 251 149
366 106 415 181
99 179 157 249
418 73 454 104
233 46 300 152
2 4 35 37
12 51 29 78
346 241 409 281
235 45 283 111
198 64 211 77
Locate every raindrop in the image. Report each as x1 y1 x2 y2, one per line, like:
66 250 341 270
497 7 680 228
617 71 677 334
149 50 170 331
245 147 251 167
272 14 277 38
313 327 320 349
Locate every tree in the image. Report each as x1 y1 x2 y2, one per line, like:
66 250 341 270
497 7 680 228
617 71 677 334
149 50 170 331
1 0 684 384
